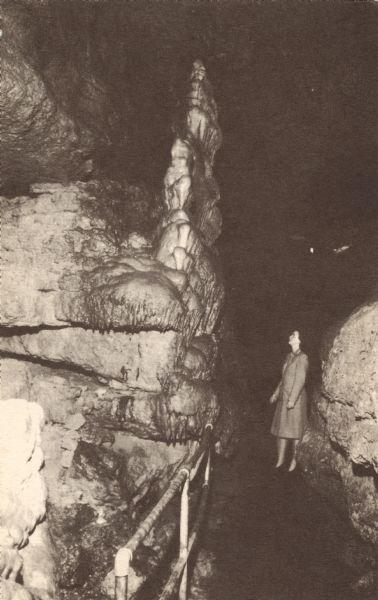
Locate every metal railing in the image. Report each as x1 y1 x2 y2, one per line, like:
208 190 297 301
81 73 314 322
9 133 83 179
114 424 213 600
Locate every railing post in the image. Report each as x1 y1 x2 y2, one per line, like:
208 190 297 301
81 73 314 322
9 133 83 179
115 576 127 600
114 547 133 600
179 471 190 600
114 427 213 600
204 448 211 487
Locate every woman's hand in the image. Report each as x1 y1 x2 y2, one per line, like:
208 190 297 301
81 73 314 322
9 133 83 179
269 394 278 405
287 401 295 410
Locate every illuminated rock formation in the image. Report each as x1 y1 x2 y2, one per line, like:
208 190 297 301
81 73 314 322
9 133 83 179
0 399 56 600
0 59 234 599
298 300 378 561
0 59 226 442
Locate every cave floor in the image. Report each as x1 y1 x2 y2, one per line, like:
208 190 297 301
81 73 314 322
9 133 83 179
201 407 355 600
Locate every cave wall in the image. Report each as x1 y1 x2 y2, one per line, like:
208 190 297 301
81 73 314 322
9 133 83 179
0 1 135 192
0 399 56 600
0 49 237 598
2 0 375 597
298 301 378 568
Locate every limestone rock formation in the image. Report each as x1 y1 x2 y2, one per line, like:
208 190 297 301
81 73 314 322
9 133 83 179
162 59 223 247
298 300 378 569
0 181 164 329
0 59 235 599
0 399 56 600
0 3 132 192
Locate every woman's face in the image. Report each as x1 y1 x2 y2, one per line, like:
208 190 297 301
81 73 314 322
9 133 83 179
288 330 300 349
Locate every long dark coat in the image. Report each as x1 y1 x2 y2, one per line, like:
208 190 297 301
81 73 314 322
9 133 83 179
270 350 308 439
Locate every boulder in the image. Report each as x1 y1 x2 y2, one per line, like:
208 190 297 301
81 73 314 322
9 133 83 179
298 301 378 552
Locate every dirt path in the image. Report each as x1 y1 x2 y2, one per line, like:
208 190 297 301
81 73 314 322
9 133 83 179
202 411 354 600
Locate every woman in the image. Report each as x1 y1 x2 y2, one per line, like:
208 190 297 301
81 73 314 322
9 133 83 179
269 330 308 472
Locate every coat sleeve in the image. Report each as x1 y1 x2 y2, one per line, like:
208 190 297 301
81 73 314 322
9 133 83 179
288 354 308 406
271 381 281 401
271 355 290 400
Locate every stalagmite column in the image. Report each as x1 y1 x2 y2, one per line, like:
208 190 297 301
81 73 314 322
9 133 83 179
155 60 225 336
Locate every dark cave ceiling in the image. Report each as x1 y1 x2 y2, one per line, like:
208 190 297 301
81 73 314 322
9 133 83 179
1 1 377 242
1 0 377 364
1 0 377 335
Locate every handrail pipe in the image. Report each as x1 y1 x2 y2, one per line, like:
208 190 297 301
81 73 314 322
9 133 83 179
114 424 213 600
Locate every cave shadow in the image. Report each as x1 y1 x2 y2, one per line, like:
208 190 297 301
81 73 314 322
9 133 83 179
352 462 378 491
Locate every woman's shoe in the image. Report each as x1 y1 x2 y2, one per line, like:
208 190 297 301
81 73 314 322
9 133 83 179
288 459 297 472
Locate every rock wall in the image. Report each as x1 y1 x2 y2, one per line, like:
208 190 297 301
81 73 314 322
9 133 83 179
0 2 133 192
298 300 378 579
0 61 235 599
0 399 56 600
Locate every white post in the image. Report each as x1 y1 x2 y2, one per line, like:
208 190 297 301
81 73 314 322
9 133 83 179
114 547 133 600
179 474 190 600
204 448 211 487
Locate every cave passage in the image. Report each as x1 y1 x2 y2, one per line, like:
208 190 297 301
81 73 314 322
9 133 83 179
203 411 355 600
1 2 377 599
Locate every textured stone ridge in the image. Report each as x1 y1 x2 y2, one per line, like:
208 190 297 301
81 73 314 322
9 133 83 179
156 60 225 333
0 329 179 392
0 60 233 599
298 301 378 552
0 182 181 331
159 60 223 248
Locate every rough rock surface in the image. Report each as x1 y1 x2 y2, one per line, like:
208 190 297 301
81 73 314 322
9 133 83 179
0 2 132 192
0 399 56 600
0 181 168 329
298 301 378 556
0 60 237 599
0 328 179 391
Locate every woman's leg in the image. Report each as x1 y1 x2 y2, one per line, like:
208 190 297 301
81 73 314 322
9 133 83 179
275 437 288 468
288 439 299 472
